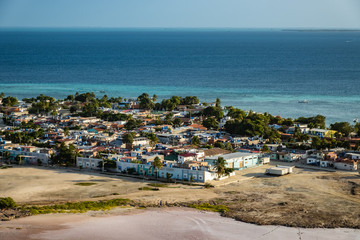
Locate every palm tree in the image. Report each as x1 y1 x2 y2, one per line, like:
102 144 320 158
153 156 163 179
3 151 10 165
215 157 226 178
148 133 159 149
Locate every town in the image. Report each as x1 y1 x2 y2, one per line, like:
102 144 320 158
1 92 359 182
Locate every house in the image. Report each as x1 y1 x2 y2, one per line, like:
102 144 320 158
334 160 358 171
309 129 337 138
270 152 301 162
178 153 197 163
76 157 102 170
345 153 360 160
205 152 260 170
157 166 217 183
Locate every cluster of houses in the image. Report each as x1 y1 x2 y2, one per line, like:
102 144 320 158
1 96 359 183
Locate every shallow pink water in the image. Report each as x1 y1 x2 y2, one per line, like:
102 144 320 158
31 209 360 240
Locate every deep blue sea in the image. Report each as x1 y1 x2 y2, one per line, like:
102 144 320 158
0 29 359 124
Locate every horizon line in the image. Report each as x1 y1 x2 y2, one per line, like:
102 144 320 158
0 26 360 31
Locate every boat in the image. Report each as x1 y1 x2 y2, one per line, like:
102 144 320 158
298 100 309 103
354 118 358 123
100 90 106 93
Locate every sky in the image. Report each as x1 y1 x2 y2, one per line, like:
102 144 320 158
0 0 359 29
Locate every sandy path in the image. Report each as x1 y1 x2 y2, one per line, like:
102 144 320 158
1 208 359 240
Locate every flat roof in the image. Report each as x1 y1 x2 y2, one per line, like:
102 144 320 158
206 151 259 160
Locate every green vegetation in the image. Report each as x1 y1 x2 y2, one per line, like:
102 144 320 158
189 203 229 213
215 157 233 178
138 187 160 191
52 143 79 166
191 135 201 146
202 117 219 130
330 122 353 137
296 115 326 129
74 182 97 186
23 198 131 215
122 132 135 144
153 156 163 179
2 96 19 107
28 94 57 115
0 197 17 209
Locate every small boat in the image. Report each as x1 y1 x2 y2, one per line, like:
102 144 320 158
100 90 106 93
298 100 309 103
354 118 358 123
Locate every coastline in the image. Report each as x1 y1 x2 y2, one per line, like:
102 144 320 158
1 207 359 240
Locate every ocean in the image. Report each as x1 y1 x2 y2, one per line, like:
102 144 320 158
0 29 359 124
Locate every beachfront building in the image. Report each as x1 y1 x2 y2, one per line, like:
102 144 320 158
204 152 260 170
308 129 337 138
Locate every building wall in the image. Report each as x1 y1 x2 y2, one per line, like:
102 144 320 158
77 157 102 170
334 162 357 171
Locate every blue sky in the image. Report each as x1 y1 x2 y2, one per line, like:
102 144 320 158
0 0 359 28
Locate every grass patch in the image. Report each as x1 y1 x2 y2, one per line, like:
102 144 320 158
138 187 159 191
75 182 97 186
22 198 131 215
189 203 229 213
0 165 13 169
147 183 170 188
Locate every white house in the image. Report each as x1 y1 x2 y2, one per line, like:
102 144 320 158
77 157 102 170
178 153 197 164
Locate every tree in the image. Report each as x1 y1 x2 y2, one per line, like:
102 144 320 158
147 133 159 149
153 156 163 178
53 143 79 166
225 142 233 152
202 117 219 130
152 94 158 102
172 118 182 128
215 157 226 178
3 151 10 164
330 122 353 137
262 144 270 153
191 136 201 146
0 197 17 209
70 105 78 113
125 119 142 130
355 123 360 136
64 127 70 136
97 159 117 169
122 133 134 144
203 106 223 120
15 155 23 165
296 115 326 129
311 136 322 150
166 172 172 182
214 141 224 149
2 96 18 107
215 98 221 108
138 93 155 110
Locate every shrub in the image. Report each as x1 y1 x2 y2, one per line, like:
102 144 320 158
204 182 214 188
0 197 17 209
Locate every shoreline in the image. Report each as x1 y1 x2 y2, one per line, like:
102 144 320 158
1 207 359 240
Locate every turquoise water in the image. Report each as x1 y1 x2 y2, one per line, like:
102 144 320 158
0 29 360 123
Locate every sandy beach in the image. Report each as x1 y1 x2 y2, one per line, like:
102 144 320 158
0 208 359 240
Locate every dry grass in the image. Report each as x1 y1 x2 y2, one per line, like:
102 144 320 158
1 165 360 228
